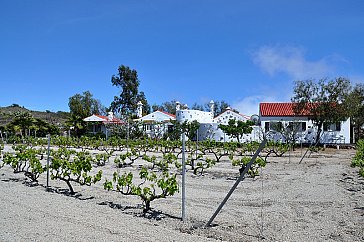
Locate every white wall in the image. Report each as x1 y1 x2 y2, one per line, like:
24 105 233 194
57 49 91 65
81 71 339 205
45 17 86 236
176 110 213 123
260 116 351 144
214 109 249 125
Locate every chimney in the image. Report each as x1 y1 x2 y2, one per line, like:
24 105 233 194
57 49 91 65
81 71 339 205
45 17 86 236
137 101 143 118
209 100 215 114
176 101 181 111
108 112 114 121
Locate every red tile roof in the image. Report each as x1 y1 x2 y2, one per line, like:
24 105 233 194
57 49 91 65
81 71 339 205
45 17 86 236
94 114 108 120
157 110 176 118
260 103 308 117
94 114 123 124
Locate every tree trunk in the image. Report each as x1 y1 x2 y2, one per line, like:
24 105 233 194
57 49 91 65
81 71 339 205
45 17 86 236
143 200 151 213
65 180 75 195
315 123 323 145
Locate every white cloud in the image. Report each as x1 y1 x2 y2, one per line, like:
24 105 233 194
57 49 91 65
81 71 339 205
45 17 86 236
232 95 279 116
252 45 335 79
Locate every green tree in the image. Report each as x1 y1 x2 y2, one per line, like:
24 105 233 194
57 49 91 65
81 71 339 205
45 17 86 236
191 103 205 111
110 65 150 117
182 120 201 141
6 112 35 137
345 83 364 142
137 91 151 116
69 91 104 118
152 100 182 115
219 119 254 143
67 91 104 137
291 78 351 144
33 118 60 136
269 121 302 150
163 120 200 141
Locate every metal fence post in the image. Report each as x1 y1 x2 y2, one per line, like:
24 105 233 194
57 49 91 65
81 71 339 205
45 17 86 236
182 132 186 222
206 139 267 227
46 134 51 189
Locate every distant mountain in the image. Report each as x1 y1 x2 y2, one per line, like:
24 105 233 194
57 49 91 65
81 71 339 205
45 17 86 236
0 104 69 128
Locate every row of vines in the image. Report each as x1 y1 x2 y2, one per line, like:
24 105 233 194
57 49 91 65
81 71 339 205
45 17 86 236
0 136 291 213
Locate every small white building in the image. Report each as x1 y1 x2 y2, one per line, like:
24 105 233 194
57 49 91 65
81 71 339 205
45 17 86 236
83 112 123 135
212 107 260 142
176 100 216 140
214 107 250 125
259 102 351 144
136 101 176 139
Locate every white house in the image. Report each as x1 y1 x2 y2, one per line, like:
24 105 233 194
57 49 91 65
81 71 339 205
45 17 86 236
136 102 176 139
176 100 217 140
213 107 262 142
176 100 214 123
214 107 250 125
259 102 351 144
175 101 256 142
83 112 123 135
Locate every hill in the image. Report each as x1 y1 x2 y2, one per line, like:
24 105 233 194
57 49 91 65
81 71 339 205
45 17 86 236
0 104 69 128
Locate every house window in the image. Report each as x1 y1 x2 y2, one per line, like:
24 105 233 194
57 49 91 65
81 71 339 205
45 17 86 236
270 121 282 131
323 122 329 131
323 122 341 131
335 122 341 131
143 124 151 131
288 122 306 132
301 122 306 131
264 122 270 132
95 124 102 132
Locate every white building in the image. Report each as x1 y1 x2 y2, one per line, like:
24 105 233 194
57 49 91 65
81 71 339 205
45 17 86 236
83 112 123 135
136 102 176 139
176 100 216 140
212 107 261 142
175 101 257 142
259 102 351 144
214 107 250 125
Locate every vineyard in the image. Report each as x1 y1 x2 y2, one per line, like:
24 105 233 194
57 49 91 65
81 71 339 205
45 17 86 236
0 137 363 241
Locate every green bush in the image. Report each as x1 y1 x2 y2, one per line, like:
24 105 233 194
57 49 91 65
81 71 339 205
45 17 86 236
104 166 178 213
2 145 45 182
352 139 364 178
230 156 266 178
49 148 102 194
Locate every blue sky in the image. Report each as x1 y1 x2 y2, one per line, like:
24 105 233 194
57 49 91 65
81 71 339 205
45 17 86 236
1 0 363 115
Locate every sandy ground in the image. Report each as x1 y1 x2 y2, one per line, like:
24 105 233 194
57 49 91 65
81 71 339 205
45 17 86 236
0 146 363 242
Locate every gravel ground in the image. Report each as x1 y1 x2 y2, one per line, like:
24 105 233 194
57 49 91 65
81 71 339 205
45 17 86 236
0 146 363 241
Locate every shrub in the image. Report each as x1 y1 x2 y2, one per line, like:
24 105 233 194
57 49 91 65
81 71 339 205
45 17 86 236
104 160 179 213
2 145 45 182
49 148 102 194
352 139 364 178
230 155 266 178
